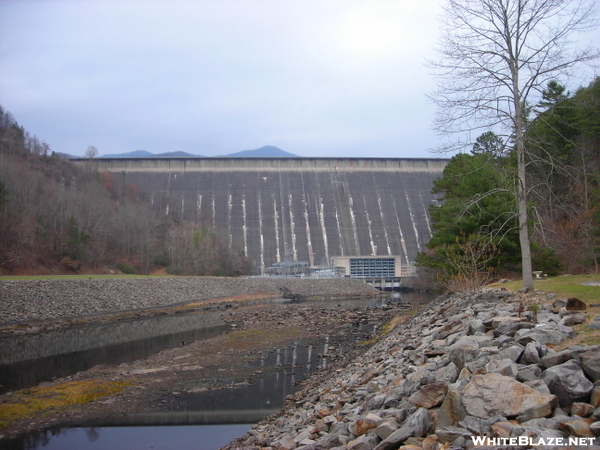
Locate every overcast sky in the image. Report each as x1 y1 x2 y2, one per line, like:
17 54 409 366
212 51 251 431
0 1 596 158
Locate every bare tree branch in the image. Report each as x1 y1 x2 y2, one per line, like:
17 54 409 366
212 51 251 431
428 0 599 288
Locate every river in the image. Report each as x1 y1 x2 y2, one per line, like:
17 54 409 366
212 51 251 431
0 291 434 450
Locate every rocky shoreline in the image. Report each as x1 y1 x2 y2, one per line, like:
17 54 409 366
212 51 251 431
224 289 600 450
0 277 380 325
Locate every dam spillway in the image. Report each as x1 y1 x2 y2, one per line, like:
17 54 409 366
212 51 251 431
75 157 447 274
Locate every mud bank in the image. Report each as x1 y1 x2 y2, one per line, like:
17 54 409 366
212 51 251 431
0 296 418 440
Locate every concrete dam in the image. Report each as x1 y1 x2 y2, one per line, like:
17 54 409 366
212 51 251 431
76 158 447 275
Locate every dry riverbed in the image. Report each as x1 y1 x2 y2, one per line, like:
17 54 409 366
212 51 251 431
0 296 413 440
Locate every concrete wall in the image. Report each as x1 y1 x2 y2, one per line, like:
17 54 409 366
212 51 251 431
74 157 447 274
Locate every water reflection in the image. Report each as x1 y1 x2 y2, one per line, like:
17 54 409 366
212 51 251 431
94 339 347 426
0 314 228 393
0 292 435 394
2 424 252 450
1 292 436 450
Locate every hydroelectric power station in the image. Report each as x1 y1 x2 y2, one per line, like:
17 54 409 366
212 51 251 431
74 157 447 279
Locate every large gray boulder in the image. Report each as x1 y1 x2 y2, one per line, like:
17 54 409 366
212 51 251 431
448 336 480 370
520 341 542 364
579 347 600 382
588 315 600 330
542 360 594 408
492 318 534 337
436 384 468 427
514 324 575 345
485 358 519 377
408 382 448 409
498 344 524 362
462 373 557 420
539 349 573 369
373 408 430 450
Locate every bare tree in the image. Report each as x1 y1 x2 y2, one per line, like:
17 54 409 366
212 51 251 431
85 145 98 159
429 0 598 289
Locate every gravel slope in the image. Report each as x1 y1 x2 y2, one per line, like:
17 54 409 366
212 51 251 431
0 277 379 324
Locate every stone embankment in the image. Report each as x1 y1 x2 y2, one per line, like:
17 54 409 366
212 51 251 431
225 290 600 450
0 277 379 324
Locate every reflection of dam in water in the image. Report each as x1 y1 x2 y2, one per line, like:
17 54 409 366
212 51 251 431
91 339 345 426
74 158 447 274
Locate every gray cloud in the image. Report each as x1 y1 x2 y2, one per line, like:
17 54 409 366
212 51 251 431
0 0 442 157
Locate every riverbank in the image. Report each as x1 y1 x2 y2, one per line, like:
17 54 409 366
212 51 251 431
224 287 600 449
0 294 421 440
0 276 380 326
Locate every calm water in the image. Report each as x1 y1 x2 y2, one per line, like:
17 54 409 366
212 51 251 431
1 291 434 450
2 425 252 450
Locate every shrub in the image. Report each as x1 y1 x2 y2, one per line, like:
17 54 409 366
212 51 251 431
115 261 136 274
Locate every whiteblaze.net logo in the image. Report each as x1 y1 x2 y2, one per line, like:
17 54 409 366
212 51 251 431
471 436 596 447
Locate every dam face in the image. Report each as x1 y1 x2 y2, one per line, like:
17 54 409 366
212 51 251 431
76 158 446 274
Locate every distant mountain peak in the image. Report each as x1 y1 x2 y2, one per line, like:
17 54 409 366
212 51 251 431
221 146 298 157
99 150 154 158
98 146 297 158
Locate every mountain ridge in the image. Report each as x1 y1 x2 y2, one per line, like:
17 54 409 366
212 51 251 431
99 145 297 158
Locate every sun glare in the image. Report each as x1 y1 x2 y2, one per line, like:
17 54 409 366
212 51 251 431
337 3 405 59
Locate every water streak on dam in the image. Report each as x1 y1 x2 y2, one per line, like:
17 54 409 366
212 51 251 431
76 158 447 274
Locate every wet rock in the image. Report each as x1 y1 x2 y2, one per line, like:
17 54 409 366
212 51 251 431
542 360 594 408
462 373 557 420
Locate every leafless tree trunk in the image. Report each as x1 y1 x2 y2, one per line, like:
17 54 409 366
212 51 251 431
429 0 598 289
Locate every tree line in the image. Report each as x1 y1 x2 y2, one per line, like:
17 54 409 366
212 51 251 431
417 77 600 289
0 105 252 276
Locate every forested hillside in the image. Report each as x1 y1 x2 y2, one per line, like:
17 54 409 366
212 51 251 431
0 106 251 276
418 77 600 286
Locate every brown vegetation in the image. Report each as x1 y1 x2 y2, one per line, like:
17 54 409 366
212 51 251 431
0 105 252 276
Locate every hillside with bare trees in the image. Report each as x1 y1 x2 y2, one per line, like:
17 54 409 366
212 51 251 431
0 105 251 276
